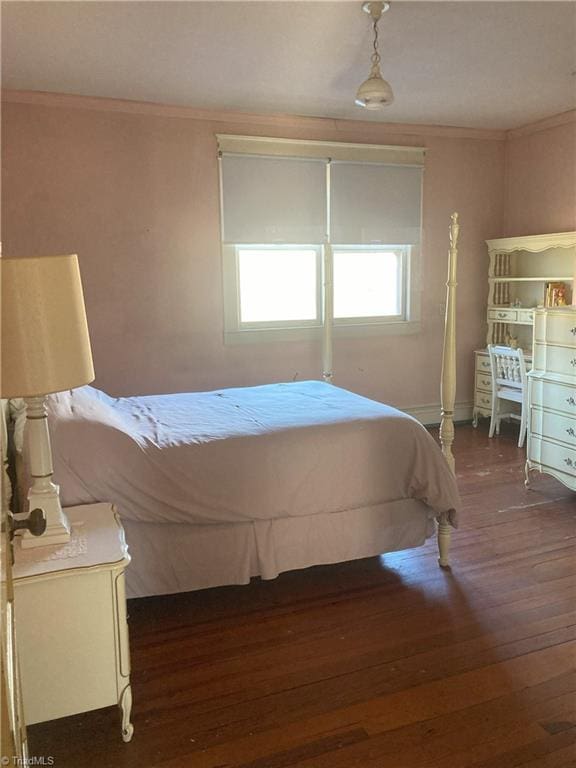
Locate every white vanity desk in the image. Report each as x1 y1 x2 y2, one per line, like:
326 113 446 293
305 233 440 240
12 503 134 742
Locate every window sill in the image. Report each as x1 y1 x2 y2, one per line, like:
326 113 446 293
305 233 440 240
224 320 422 345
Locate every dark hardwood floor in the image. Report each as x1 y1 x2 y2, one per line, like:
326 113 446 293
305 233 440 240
28 423 576 767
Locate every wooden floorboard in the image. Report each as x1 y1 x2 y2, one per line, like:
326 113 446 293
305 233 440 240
26 422 576 767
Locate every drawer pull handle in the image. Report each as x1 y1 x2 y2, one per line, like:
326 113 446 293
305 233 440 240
567 427 576 438
497 312 508 319
567 397 576 407
571 327 576 336
564 458 574 468
482 379 491 386
571 359 576 367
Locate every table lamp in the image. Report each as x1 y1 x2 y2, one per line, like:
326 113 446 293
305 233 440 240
1 254 95 548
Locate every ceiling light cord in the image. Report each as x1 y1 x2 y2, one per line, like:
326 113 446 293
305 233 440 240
371 18 380 68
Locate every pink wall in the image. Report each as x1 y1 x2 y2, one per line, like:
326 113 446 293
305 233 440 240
1 96 505 409
504 114 576 237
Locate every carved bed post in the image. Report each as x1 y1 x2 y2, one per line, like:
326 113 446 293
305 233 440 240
438 212 459 568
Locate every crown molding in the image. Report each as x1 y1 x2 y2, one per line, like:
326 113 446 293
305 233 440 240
1 89 508 141
507 109 576 139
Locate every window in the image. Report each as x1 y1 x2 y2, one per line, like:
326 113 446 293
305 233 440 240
234 245 408 330
333 247 404 320
237 247 320 325
219 136 424 343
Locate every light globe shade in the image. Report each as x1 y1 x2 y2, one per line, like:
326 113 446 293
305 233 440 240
1 254 95 398
355 74 394 109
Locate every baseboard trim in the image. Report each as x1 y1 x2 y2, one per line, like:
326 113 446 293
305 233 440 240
404 401 474 427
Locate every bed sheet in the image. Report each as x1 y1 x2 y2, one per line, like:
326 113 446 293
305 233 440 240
46 381 460 527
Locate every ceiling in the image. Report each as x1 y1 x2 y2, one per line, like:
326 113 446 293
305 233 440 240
2 1 575 130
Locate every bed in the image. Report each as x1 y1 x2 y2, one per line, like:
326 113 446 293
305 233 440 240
5 214 461 598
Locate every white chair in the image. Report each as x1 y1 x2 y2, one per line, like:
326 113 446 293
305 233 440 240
488 345 528 448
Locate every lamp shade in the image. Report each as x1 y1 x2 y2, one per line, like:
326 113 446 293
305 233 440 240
1 254 95 398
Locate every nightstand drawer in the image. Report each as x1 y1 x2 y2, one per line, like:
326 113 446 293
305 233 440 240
530 407 576 448
488 308 518 322
15 570 120 723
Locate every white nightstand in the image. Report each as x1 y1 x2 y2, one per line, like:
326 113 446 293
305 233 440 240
12 503 134 742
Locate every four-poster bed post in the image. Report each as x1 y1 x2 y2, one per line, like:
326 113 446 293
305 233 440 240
319 211 459 567
438 211 459 567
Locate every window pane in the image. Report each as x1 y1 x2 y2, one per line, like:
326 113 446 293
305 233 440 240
334 251 400 318
238 249 317 323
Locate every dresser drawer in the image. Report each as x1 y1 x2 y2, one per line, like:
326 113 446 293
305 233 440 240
530 378 576 415
475 353 491 374
488 308 517 322
534 311 576 346
528 436 576 483
475 372 493 392
475 391 492 411
530 407 576 448
533 343 576 376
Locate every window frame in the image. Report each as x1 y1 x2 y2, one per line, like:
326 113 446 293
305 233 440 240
233 244 323 330
331 244 408 326
222 242 421 344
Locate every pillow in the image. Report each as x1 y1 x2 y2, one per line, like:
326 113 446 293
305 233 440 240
47 385 138 507
48 385 128 432
9 387 121 454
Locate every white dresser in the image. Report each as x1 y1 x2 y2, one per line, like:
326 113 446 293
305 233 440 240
13 503 134 741
526 307 576 491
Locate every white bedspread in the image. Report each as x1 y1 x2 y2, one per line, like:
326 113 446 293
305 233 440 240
47 381 459 527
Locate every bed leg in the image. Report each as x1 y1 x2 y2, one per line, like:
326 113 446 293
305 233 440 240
437 513 451 569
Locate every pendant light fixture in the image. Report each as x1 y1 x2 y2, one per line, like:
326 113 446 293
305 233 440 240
355 1 394 109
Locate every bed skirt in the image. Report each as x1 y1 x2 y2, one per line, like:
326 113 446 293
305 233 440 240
123 499 435 599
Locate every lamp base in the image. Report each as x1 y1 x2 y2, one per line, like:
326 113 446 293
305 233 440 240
19 487 71 549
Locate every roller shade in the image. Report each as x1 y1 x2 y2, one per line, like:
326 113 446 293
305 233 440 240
218 136 425 245
220 155 327 244
330 162 423 245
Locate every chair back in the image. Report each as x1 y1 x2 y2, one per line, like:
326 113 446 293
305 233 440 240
488 345 527 395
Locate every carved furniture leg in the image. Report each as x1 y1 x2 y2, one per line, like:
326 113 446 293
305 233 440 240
119 684 134 742
524 460 532 489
